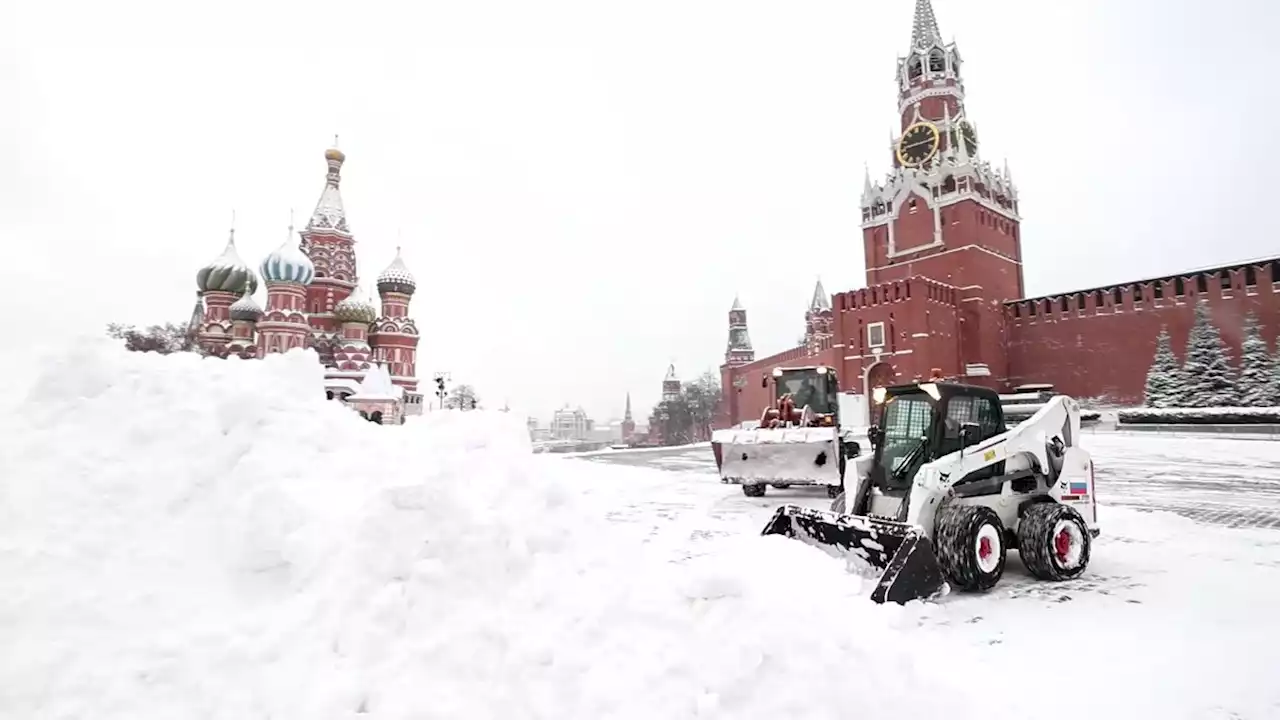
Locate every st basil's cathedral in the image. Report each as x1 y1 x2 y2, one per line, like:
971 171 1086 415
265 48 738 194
189 144 425 416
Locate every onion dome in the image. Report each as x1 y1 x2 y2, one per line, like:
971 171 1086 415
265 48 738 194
229 285 263 322
376 246 416 296
325 147 346 163
196 229 258 294
259 226 315 285
333 289 377 324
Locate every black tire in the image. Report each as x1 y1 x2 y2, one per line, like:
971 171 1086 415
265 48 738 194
826 484 842 499
1017 503 1091 581
933 505 1007 593
773 484 792 489
742 483 766 498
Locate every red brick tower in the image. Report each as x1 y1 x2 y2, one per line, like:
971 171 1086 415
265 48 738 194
621 393 636 441
803 280 834 355
300 139 359 364
369 247 420 393
859 0 1023 381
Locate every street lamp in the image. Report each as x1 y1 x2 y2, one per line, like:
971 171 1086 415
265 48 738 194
433 371 450 410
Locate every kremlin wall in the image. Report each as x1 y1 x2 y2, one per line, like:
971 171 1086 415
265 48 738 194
717 1 1280 428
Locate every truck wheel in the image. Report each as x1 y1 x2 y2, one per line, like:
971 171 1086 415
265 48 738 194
1017 503 1091 581
742 484 766 497
934 505 1007 593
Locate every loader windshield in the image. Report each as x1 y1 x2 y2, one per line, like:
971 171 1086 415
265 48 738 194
878 393 935 483
776 372 836 415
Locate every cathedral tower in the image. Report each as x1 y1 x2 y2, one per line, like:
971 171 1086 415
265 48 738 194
369 247 420 392
195 224 258 354
256 222 315 356
724 295 756 367
300 141 359 347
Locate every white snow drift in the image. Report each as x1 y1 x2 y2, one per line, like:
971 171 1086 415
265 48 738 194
1 339 1279 719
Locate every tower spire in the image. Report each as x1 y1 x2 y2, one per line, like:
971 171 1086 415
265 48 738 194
910 0 943 49
809 278 831 311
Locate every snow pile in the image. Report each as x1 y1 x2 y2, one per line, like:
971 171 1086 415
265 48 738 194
1 340 1002 720
1118 406 1280 424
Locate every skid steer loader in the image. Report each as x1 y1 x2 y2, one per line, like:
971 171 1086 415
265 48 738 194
711 365 862 497
762 381 1100 605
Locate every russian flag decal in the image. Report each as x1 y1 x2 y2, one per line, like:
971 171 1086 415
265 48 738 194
1068 480 1089 495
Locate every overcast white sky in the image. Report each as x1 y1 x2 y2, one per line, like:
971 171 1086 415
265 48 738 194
3 0 1277 422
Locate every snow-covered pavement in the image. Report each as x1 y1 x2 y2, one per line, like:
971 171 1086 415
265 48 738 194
577 431 1280 530
2 342 1279 719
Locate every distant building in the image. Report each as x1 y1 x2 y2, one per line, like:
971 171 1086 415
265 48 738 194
551 405 594 441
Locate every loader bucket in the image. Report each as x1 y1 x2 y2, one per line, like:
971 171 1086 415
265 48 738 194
762 504 947 605
716 428 842 487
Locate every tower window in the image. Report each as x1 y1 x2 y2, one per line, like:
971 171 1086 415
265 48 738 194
929 51 946 73
908 58 923 80
867 322 886 348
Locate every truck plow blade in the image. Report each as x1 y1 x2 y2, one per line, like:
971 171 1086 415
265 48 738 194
713 428 841 486
761 505 947 605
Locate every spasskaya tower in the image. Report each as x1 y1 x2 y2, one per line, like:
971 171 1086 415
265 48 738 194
859 0 1025 383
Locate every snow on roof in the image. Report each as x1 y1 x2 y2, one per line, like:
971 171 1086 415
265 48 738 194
348 364 404 401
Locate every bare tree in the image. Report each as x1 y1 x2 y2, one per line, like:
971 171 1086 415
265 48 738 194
106 322 201 355
444 383 480 410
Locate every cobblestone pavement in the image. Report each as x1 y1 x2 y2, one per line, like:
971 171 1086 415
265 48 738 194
574 433 1280 531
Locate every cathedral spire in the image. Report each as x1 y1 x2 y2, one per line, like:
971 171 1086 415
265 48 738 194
307 142 351 235
624 392 633 421
910 0 943 49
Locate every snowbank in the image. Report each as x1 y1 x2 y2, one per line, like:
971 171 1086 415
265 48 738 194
0 340 1003 720
1118 406 1280 424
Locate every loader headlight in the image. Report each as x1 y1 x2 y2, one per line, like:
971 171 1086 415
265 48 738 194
772 367 784 377
872 387 887 404
918 383 941 401
816 366 828 374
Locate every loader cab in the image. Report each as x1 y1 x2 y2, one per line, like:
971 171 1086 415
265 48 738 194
866 382 1006 492
764 366 840 422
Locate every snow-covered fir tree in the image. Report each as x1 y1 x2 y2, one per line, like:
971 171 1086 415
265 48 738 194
1143 327 1182 407
1236 313 1278 407
1180 300 1236 408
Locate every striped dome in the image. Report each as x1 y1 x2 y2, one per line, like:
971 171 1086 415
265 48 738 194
260 239 315 286
197 231 259 294
333 292 377 324
229 288 264 321
376 246 416 296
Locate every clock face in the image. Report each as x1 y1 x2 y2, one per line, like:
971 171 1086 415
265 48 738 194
953 121 978 156
897 122 940 167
